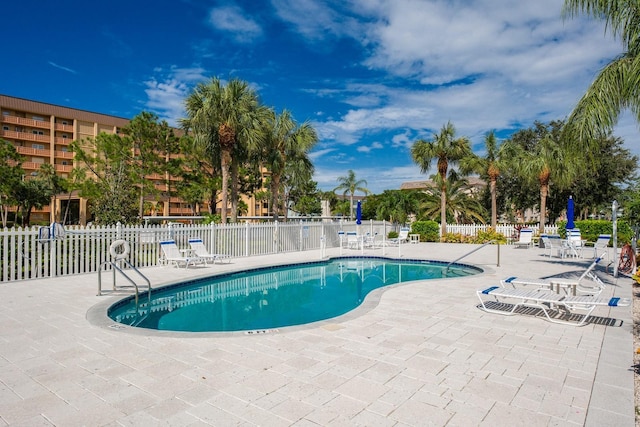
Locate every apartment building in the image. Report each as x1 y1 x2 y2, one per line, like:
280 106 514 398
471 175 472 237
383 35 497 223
0 94 270 225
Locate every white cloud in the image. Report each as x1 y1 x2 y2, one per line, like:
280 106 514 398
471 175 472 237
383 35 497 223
143 66 208 126
48 62 77 74
208 5 263 43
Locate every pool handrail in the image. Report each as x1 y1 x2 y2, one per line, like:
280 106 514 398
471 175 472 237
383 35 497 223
445 240 499 272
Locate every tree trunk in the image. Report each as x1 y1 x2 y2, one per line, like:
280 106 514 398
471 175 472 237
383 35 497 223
220 149 231 223
230 160 239 222
539 184 548 234
440 184 447 235
490 178 497 229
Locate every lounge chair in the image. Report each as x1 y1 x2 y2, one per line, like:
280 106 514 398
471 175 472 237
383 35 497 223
160 240 205 268
477 285 629 326
513 228 533 248
588 234 611 258
188 238 231 264
387 227 410 245
500 253 607 296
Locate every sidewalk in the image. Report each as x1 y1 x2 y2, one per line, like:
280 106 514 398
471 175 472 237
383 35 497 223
0 243 633 426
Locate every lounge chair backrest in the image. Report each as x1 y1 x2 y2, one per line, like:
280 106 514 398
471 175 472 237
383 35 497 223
160 240 181 258
398 228 410 239
188 238 209 256
594 234 611 248
518 228 533 243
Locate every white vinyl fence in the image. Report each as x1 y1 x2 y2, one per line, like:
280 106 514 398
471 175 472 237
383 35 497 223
0 220 394 282
0 221 556 282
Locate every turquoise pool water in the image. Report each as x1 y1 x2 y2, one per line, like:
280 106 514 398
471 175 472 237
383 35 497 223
108 257 481 332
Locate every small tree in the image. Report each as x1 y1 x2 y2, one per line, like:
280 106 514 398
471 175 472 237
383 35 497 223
0 139 24 227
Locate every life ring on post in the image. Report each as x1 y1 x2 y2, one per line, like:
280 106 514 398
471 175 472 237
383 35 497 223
109 239 130 260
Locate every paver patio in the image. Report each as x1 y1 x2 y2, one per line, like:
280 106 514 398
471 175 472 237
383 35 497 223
0 243 633 426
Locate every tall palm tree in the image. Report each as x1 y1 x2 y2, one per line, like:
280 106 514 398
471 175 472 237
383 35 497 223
334 170 369 220
503 134 571 233
411 121 472 235
181 77 263 223
460 131 505 228
562 0 640 146
419 172 487 225
261 109 318 221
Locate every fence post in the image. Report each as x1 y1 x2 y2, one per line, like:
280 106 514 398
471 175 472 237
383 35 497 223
245 222 250 257
274 221 279 254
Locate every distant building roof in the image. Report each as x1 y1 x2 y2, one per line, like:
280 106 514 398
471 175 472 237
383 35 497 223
400 176 486 191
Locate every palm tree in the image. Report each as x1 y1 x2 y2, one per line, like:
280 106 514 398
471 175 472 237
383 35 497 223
375 189 422 224
261 109 318 221
502 133 572 233
460 131 506 228
419 172 487 225
181 77 263 223
411 121 472 235
562 0 640 147
334 170 369 220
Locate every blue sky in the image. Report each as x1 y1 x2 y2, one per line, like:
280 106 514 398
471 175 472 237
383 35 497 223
0 0 634 193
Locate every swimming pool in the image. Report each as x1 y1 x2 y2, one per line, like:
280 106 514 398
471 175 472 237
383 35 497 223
108 257 481 332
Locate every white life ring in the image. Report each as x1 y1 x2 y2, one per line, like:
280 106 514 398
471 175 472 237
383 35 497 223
110 239 130 260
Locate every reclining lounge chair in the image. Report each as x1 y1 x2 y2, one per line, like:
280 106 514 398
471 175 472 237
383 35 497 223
188 238 231 264
476 285 629 326
160 240 205 268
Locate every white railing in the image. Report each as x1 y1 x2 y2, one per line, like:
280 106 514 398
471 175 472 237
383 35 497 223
0 220 394 282
0 221 556 282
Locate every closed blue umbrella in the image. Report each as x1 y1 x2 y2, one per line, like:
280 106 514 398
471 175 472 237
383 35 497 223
566 196 575 230
356 200 362 225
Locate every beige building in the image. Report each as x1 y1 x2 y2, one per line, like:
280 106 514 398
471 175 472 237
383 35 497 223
0 94 269 225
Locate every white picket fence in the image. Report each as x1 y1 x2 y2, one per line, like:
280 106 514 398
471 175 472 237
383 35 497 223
446 223 559 238
0 220 395 282
0 221 556 282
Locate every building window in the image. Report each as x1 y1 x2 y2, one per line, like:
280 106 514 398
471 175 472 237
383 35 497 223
32 116 44 122
32 144 45 150
32 130 44 135
62 134 68 138
61 161 68 165
2 126 8 131
62 121 68 125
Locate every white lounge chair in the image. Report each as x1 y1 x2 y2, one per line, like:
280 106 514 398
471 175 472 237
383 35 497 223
513 228 533 248
160 240 205 268
500 253 607 296
387 227 410 245
477 285 629 326
588 234 611 258
188 238 230 264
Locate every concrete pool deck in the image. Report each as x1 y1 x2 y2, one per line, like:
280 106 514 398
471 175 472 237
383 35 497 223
0 242 634 426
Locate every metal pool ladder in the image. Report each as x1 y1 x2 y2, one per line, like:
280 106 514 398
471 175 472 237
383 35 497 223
445 240 499 273
98 259 152 307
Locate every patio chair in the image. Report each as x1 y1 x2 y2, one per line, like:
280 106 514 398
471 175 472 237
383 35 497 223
160 240 205 268
477 285 629 326
346 232 360 249
500 253 607 297
565 229 584 258
188 238 231 264
513 228 534 248
540 235 564 258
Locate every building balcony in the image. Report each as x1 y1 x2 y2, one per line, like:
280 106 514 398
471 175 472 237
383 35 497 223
22 162 45 170
1 129 50 143
54 164 73 173
16 146 50 156
54 123 73 132
2 115 50 129
54 150 74 159
54 136 71 145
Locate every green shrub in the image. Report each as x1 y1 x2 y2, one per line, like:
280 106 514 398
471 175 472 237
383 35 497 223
411 220 440 242
441 232 470 243
557 219 631 244
388 231 398 239
471 227 507 244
